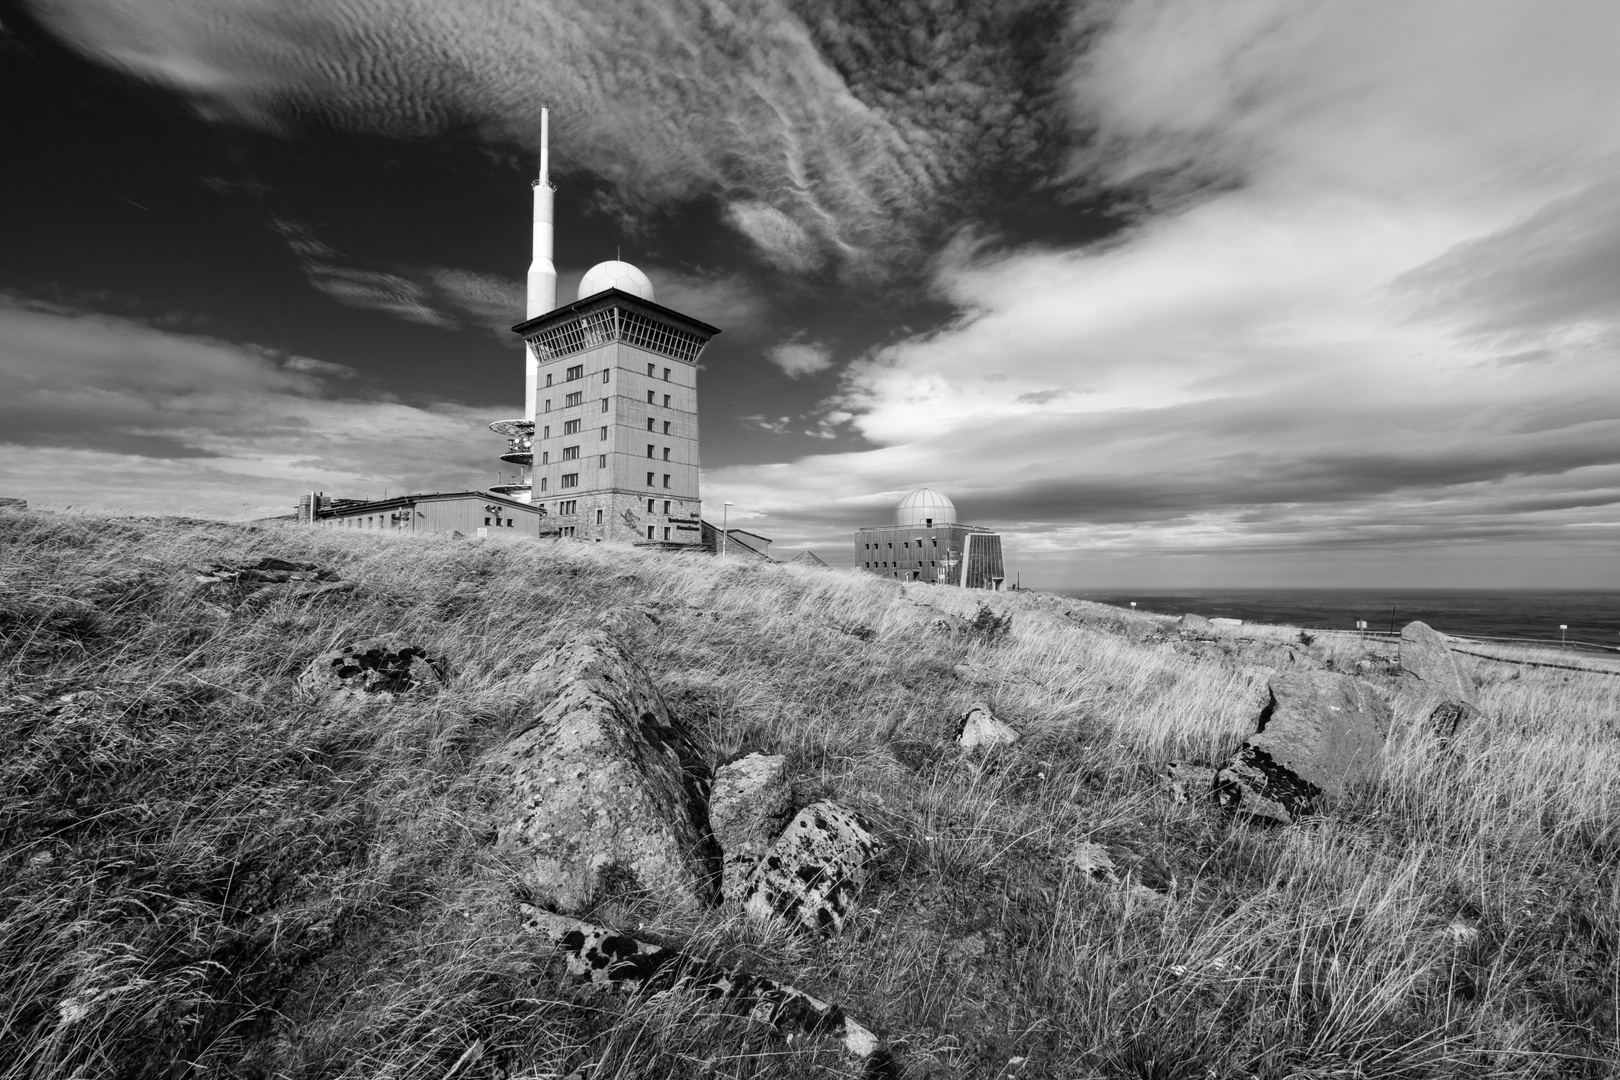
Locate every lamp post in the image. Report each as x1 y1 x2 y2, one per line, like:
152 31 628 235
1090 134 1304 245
721 502 732 558
1561 624 1568 650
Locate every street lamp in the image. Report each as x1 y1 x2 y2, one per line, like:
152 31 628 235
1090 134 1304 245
722 502 733 558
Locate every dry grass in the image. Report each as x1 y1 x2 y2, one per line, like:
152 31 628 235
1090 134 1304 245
1 512 1615 1078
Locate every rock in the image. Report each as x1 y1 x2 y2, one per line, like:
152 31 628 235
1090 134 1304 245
298 638 443 702
197 556 336 585
1209 617 1242 628
1215 671 1390 824
1398 621 1482 741
487 633 717 914
1064 840 1174 897
710 753 792 902
741 801 881 933
956 702 1020 749
1162 761 1217 804
518 905 887 1069
1178 613 1212 633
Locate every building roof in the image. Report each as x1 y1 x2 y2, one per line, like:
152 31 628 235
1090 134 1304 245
895 487 957 526
313 490 544 518
788 550 829 567
510 286 721 338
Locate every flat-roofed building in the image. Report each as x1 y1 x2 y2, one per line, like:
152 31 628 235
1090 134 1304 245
855 487 1005 589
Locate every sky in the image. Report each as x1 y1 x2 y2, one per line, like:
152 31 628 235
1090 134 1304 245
2 0 1619 589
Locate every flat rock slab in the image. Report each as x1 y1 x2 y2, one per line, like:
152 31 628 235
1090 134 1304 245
710 753 792 902
1064 841 1174 898
1216 671 1390 823
957 702 1020 749
517 905 888 1072
198 557 336 585
298 638 443 702
741 801 881 933
1398 620 1482 740
488 633 717 915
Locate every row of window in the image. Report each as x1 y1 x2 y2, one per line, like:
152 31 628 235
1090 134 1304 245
646 525 674 541
540 392 674 413
645 499 674 515
542 363 604 386
863 539 938 550
864 560 943 569
646 445 673 460
647 472 672 488
483 517 517 528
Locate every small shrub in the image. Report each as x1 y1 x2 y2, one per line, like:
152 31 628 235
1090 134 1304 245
964 602 1012 645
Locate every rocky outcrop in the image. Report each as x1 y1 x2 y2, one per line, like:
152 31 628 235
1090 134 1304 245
1178 613 1212 634
1065 840 1175 898
1215 671 1390 824
298 639 444 702
1398 621 1482 741
741 801 881 933
710 753 792 902
198 556 351 603
956 702 1020 749
518 905 890 1074
487 633 717 914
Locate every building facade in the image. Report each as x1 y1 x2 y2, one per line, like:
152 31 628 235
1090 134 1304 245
855 487 1005 589
307 490 553 536
505 287 719 545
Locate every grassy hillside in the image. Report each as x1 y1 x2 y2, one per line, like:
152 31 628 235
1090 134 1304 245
1 512 1616 1079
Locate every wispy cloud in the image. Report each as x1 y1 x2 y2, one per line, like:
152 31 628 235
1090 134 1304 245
35 0 1073 280
703 1 1620 583
0 296 499 516
766 338 834 379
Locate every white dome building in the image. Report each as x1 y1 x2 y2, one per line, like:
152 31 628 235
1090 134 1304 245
577 260 655 303
855 487 1005 589
895 487 957 527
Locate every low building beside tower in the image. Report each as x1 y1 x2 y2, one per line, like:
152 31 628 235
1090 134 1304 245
855 488 1005 589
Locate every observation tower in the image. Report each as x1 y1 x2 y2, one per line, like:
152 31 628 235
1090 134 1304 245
489 110 721 542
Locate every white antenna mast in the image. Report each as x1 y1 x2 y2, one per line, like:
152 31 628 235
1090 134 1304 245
524 107 558 424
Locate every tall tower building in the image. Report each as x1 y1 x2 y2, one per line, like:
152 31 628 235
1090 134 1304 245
490 112 720 543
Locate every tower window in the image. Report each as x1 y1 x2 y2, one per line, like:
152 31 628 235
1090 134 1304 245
565 391 583 407
560 500 577 514
663 394 671 407
663 367 671 381
647 444 655 458
544 399 551 412
646 363 655 377
599 426 608 439
543 425 550 438
662 447 671 460
647 472 655 486
566 364 583 381
562 445 579 460
563 419 580 434
646 417 654 431
646 525 655 539
647 498 655 512
662 420 670 435
662 500 670 514
602 370 610 383
646 391 655 404
539 478 547 491
601 398 609 413
541 451 549 464
560 473 579 489
662 474 671 488
598 454 606 467
663 527 670 540
596 509 604 524
545 374 552 387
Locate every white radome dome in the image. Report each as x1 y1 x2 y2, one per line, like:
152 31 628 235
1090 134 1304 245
895 487 957 527
577 260 655 303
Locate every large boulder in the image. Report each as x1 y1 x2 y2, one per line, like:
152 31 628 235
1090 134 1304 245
487 633 717 914
1216 671 1390 824
1398 621 1482 741
298 638 443 702
710 753 792 902
741 801 881 933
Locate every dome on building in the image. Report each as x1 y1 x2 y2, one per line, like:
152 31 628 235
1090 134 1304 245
895 487 957 527
577 260 655 302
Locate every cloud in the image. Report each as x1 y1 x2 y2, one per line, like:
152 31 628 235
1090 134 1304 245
34 0 1077 281
766 339 834 379
700 2 1620 583
0 297 501 517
